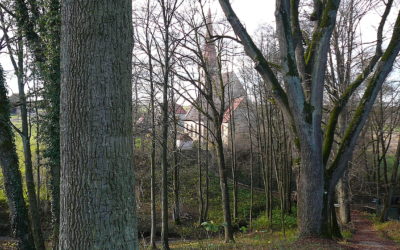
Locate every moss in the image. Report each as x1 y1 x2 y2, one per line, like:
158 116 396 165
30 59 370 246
305 0 340 67
294 138 301 150
319 0 339 28
322 105 341 164
381 13 400 61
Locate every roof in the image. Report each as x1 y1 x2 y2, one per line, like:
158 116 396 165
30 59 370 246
184 71 246 121
222 97 245 123
175 104 187 115
169 103 187 115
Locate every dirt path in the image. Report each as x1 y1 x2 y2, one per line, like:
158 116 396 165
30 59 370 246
346 210 399 249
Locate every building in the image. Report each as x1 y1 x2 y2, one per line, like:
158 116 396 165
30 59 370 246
182 11 252 151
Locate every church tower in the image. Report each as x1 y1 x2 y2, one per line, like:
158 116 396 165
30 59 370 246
203 9 218 75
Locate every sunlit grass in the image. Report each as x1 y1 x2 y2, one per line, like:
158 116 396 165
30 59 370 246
0 114 48 203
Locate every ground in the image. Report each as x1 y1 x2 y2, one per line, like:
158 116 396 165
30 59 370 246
345 211 399 249
1 210 400 249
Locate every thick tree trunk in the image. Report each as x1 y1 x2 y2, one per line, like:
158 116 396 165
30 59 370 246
0 64 35 250
297 147 324 237
59 1 138 248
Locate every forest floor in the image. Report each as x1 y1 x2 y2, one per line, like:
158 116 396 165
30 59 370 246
165 210 400 249
1 210 400 249
343 210 399 249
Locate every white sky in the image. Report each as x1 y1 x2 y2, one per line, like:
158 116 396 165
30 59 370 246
0 0 397 94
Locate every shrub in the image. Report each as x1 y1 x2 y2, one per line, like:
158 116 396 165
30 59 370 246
252 208 297 231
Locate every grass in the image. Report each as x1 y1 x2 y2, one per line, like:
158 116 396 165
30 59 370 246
375 220 400 243
362 212 400 244
0 114 48 203
166 230 298 249
164 230 352 249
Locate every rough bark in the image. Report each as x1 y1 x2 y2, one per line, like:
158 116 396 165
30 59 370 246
0 64 35 250
59 0 138 248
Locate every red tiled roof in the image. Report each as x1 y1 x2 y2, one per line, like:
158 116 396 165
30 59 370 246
222 97 244 123
169 103 187 115
175 104 187 115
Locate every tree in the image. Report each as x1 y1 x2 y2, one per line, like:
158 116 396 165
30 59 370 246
0 63 35 250
0 15 45 248
10 1 62 246
0 62 35 249
380 133 400 221
173 6 236 241
156 1 182 248
219 0 400 237
59 0 138 248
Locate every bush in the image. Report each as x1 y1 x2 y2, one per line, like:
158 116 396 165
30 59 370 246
252 208 297 231
252 215 270 231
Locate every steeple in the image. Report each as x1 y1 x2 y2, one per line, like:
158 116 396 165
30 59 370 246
204 8 217 71
206 8 213 39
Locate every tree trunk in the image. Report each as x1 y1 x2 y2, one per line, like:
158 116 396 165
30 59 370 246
172 119 180 226
203 107 210 221
59 1 138 248
215 122 234 242
160 29 170 250
336 110 351 225
198 110 204 224
337 169 351 224
0 64 35 250
297 146 324 237
380 133 400 222
16 33 45 250
149 39 157 249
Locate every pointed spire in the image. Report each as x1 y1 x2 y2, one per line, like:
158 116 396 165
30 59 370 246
204 8 217 71
206 8 213 38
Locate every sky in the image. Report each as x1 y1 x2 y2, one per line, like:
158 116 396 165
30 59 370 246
0 0 274 94
0 0 397 94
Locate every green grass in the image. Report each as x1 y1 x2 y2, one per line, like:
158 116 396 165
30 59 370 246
375 221 400 243
0 114 48 203
166 230 298 249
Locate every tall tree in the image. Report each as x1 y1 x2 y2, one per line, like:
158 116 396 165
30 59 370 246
173 6 235 241
11 1 62 246
219 0 400 238
0 63 35 250
59 0 138 248
380 133 400 221
0 19 45 248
